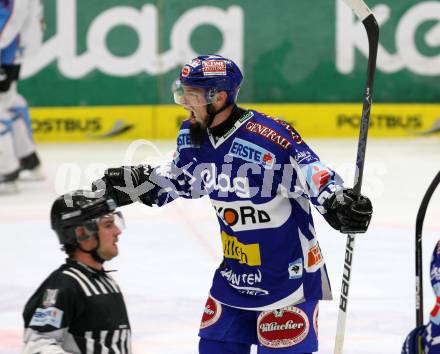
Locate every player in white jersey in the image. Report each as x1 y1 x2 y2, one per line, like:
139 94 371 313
0 0 44 194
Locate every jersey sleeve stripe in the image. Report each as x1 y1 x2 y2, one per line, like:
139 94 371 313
85 331 94 354
111 329 121 354
62 270 93 296
126 330 132 354
120 329 127 354
68 268 100 295
99 330 109 354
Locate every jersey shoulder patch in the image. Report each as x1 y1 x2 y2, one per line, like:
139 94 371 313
243 111 293 150
273 118 304 145
29 306 64 328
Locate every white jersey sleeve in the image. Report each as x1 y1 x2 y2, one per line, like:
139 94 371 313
19 0 44 60
0 0 28 49
22 329 71 354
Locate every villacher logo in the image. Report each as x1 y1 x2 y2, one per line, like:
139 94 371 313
257 306 309 348
200 297 222 329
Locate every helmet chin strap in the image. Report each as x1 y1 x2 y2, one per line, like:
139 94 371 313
78 231 106 264
90 248 106 264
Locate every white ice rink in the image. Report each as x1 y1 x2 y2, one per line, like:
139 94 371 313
1 138 439 354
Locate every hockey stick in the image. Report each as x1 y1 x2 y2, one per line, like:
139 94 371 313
415 171 440 326
333 1 379 353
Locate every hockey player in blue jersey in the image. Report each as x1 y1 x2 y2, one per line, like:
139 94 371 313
94 55 373 354
402 240 440 354
0 0 45 194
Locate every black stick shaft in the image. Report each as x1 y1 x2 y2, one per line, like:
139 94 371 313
352 15 379 196
415 171 440 326
334 13 379 354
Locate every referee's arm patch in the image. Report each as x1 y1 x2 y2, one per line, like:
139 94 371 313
29 307 64 328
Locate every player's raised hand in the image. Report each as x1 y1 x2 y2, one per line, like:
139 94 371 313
92 165 155 207
323 188 373 233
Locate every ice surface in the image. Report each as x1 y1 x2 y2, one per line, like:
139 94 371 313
1 137 439 354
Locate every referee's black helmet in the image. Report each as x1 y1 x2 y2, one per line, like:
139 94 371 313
50 190 119 246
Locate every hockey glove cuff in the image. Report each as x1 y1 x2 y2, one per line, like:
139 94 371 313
323 188 372 234
92 165 155 207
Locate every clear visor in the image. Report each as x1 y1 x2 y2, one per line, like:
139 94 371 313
84 211 125 233
172 80 216 107
99 211 125 231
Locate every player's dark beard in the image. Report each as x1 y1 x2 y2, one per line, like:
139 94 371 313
189 121 206 147
189 112 208 147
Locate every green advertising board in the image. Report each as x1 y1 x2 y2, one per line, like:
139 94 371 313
20 0 440 106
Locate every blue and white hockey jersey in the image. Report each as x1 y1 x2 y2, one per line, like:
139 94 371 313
422 240 440 351
401 241 440 354
0 0 43 64
148 108 344 310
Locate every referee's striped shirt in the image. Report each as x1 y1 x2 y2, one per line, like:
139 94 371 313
22 259 132 354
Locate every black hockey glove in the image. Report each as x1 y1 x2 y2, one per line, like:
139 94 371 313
323 188 372 234
92 165 155 207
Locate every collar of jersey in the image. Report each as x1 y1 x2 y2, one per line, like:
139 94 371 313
66 259 115 277
207 110 254 149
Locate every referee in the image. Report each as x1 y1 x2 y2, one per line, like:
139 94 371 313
22 190 132 354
